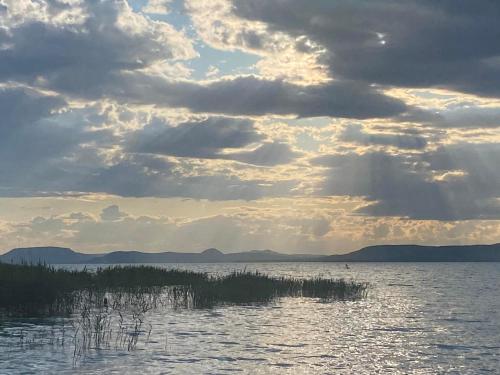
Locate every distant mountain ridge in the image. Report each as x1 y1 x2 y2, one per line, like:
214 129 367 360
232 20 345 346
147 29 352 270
0 247 96 264
325 244 500 262
0 246 323 264
1 244 500 264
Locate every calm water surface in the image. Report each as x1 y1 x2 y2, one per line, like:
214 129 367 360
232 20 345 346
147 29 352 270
1 263 499 374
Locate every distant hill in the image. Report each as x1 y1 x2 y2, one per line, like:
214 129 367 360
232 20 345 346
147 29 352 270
0 247 322 264
1 244 500 264
326 244 500 262
0 247 96 264
87 248 321 264
88 248 225 264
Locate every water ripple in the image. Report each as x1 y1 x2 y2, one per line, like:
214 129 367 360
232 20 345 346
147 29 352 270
1 262 499 374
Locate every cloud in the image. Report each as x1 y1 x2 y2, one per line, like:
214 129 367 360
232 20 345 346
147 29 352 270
313 147 500 220
127 117 263 158
0 86 296 200
0 0 196 94
432 106 500 128
0 0 413 121
100 205 128 221
1 204 344 253
142 0 171 14
0 0 498 234
228 0 500 98
2 151 295 200
0 90 297 200
80 154 296 200
127 116 300 166
186 0 330 84
5 206 330 252
5 202 500 254
0 86 65 135
0 87 117 195
128 75 409 119
226 141 300 166
339 124 428 150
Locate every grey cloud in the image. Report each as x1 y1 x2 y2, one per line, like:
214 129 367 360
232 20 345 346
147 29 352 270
0 90 295 199
128 116 300 166
231 0 500 98
433 107 500 128
82 154 296 200
1 141 296 200
313 147 500 220
423 143 500 201
0 0 194 95
0 88 114 196
296 217 331 238
0 87 65 134
226 142 300 166
0 1 411 121
339 124 428 150
160 77 409 119
100 205 128 221
0 88 116 195
128 117 263 158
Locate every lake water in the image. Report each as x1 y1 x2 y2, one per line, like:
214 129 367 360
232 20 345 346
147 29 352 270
1 263 499 374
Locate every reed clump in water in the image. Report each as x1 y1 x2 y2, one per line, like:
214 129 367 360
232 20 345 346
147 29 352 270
0 263 368 315
0 262 91 315
189 271 368 308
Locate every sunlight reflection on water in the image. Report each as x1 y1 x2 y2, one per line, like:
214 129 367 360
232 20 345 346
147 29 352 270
1 262 499 374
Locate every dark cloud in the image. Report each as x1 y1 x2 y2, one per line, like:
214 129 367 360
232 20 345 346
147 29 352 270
128 116 300 166
0 87 120 194
226 142 300 166
0 88 113 194
157 76 409 119
313 146 500 220
339 124 428 150
0 0 193 95
0 139 296 200
423 143 500 201
128 117 263 158
81 154 296 200
1 0 498 217
0 88 295 199
92 73 410 119
100 205 128 221
0 87 65 134
78 155 174 198
231 0 500 97
432 107 500 129
0 1 411 120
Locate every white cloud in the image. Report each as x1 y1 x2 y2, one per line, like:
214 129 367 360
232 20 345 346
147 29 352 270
142 0 171 15
2 203 500 254
186 0 329 84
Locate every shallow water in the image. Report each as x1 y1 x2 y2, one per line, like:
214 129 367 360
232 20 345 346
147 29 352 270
1 262 499 374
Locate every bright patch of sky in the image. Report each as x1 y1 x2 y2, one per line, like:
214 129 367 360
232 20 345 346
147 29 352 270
130 0 259 80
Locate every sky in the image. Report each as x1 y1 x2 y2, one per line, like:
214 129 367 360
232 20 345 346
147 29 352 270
0 0 500 254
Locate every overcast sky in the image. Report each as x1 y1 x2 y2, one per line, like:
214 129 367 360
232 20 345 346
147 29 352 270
0 0 499 254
